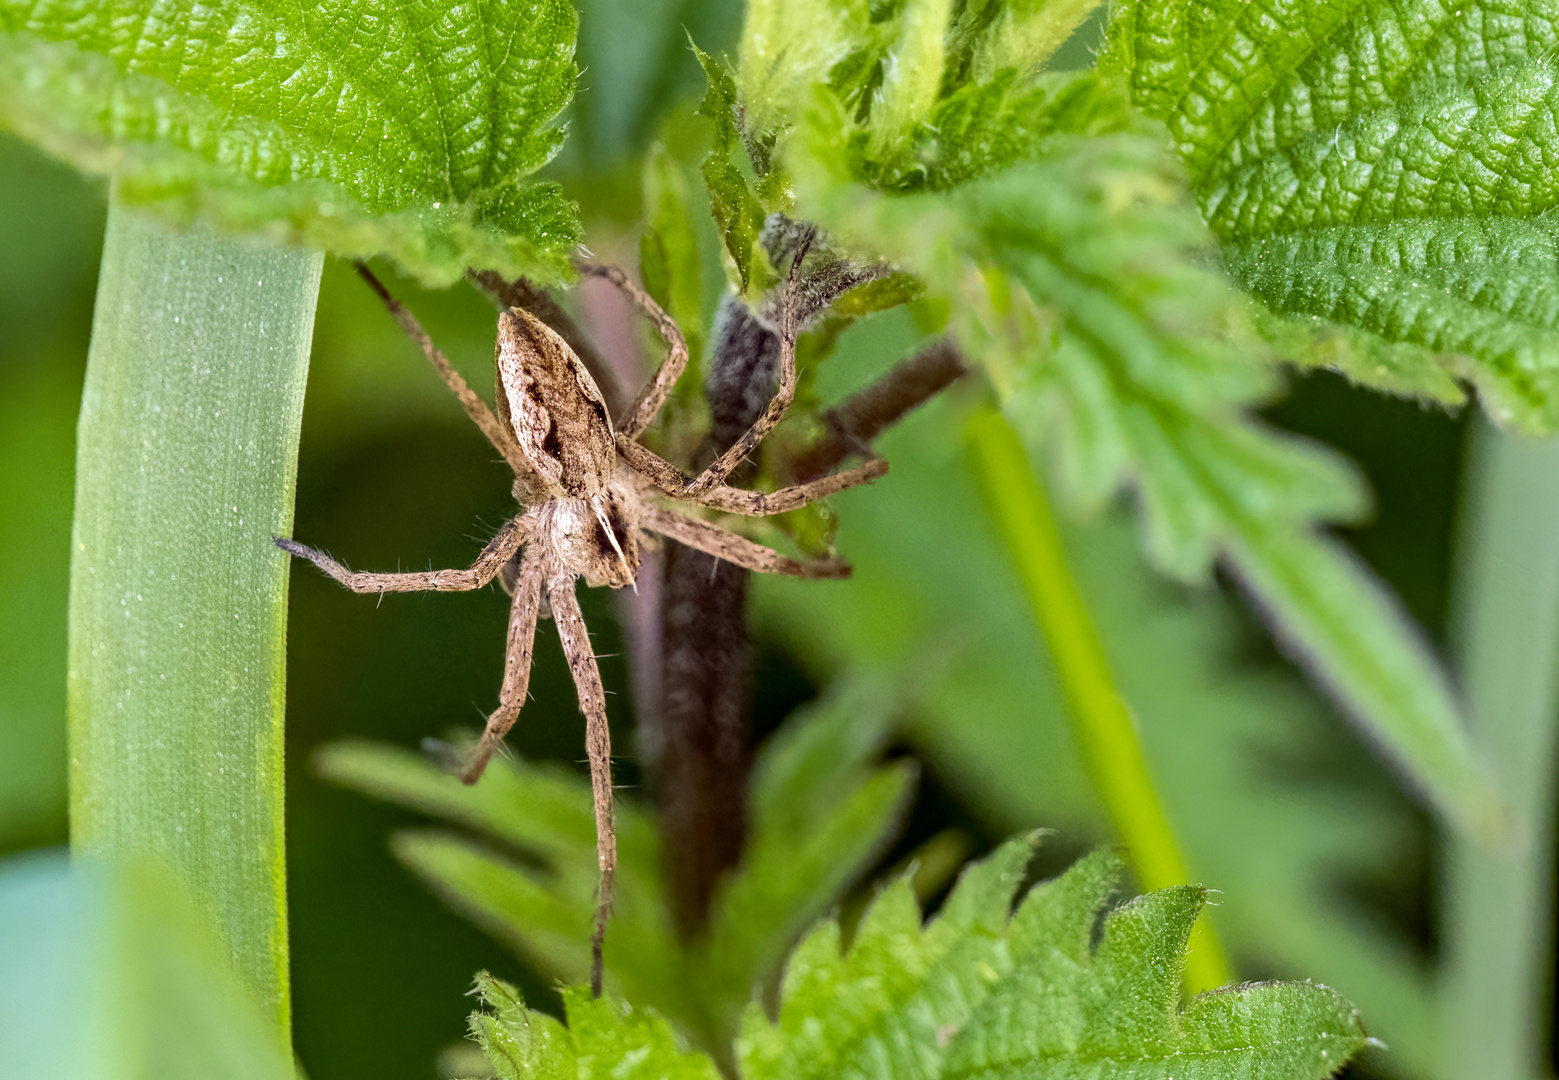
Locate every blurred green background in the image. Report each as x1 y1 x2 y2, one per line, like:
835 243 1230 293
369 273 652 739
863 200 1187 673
0 2 1527 1077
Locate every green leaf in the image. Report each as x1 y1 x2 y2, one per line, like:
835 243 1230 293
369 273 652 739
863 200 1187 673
467 976 722 1080
736 0 1503 840
0 0 582 284
318 676 914 1059
945 0 1102 89
465 973 576 1080
1106 1 1559 433
752 845 1367 1080
865 0 955 162
459 844 1367 1080
736 0 879 134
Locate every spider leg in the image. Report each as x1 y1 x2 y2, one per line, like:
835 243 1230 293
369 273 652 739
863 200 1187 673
575 261 689 441
548 574 616 999
619 437 889 517
355 262 530 477
460 542 546 784
638 505 850 578
275 515 531 593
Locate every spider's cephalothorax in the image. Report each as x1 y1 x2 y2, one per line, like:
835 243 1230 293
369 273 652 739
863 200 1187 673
277 259 888 996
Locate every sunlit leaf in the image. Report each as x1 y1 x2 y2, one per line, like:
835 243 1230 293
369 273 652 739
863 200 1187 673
1105 0 1559 433
0 0 582 284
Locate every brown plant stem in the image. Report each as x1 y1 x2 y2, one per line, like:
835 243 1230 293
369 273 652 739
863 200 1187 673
653 297 773 936
790 336 967 481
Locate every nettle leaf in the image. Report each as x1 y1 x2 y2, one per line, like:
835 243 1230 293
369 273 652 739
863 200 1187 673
459 843 1368 1080
735 0 1503 839
1105 2 1559 433
318 678 914 1060
0 0 581 284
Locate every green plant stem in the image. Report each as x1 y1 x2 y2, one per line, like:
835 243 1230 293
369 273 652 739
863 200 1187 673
966 405 1232 993
1439 418 1559 1080
67 194 321 1050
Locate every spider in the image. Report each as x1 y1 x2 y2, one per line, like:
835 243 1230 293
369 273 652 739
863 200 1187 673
277 254 887 995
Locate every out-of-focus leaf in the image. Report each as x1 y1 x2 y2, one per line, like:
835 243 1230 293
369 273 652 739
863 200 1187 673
640 142 708 366
566 0 741 169
945 0 1100 88
757 382 1432 1072
318 677 914 1059
695 46 768 291
0 0 581 284
733 0 1501 841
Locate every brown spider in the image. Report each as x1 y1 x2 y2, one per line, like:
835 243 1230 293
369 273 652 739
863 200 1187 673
277 257 886 995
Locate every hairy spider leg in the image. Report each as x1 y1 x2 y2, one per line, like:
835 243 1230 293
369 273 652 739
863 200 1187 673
547 575 616 998
274 514 532 593
355 262 530 475
682 233 814 495
636 504 850 578
462 541 546 784
574 261 689 441
617 439 888 517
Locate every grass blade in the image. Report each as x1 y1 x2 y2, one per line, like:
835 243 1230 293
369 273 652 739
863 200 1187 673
1439 420 1559 1080
67 196 320 1046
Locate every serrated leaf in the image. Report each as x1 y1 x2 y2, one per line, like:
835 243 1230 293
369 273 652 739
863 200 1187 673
0 0 582 284
457 842 1366 1080
755 390 1434 1069
736 0 879 134
742 843 1367 1080
467 973 576 1080
1106 1 1559 433
945 0 1101 89
867 0 955 161
466 977 720 1080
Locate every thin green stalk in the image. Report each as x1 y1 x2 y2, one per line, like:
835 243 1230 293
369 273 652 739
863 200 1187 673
68 195 321 1050
1439 418 1559 1080
966 406 1232 993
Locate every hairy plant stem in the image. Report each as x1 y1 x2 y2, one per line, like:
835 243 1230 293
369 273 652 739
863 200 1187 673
966 406 1232 994
651 297 776 936
1439 419 1559 1080
68 195 321 1048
